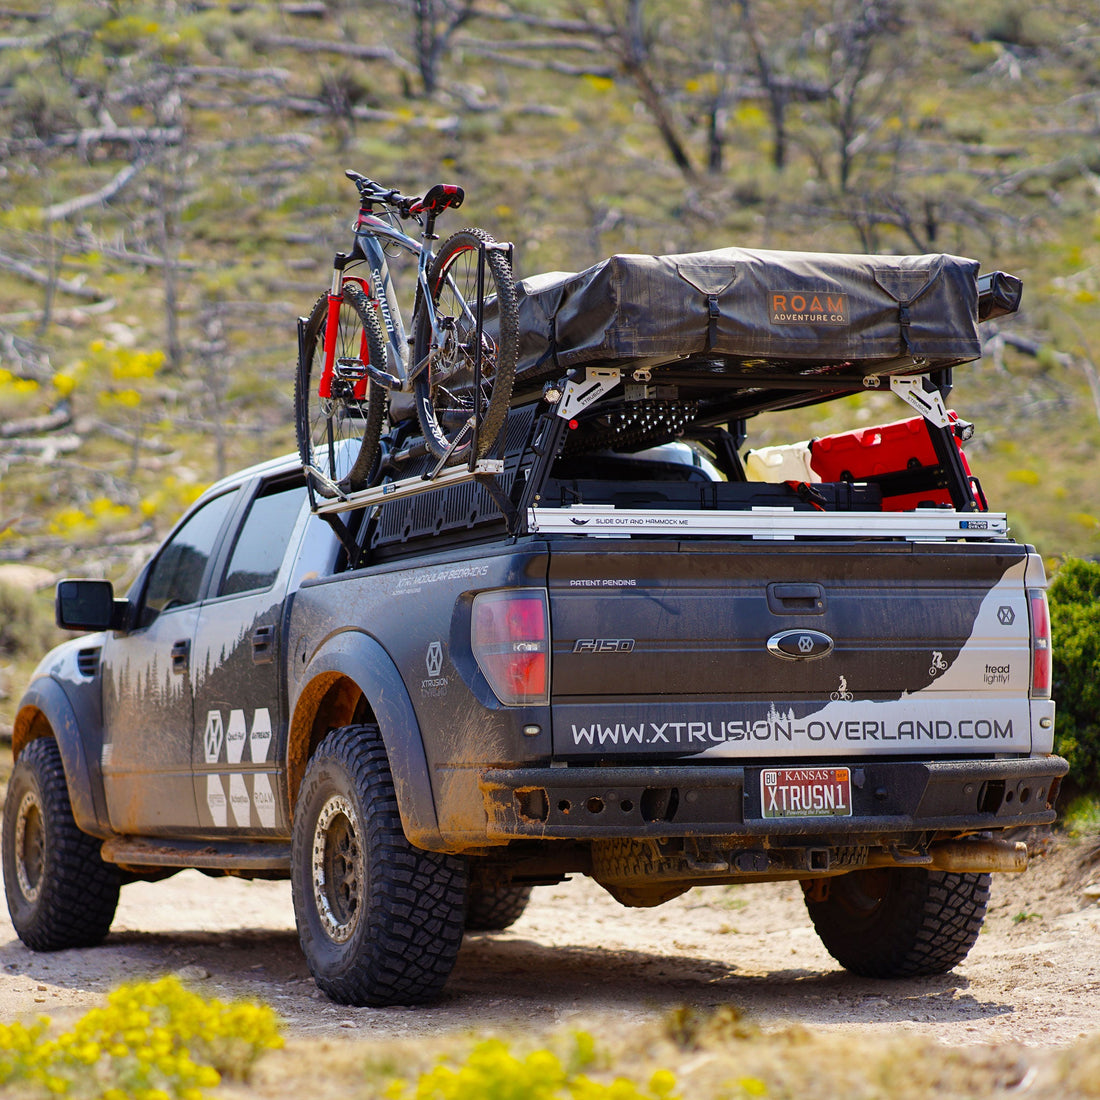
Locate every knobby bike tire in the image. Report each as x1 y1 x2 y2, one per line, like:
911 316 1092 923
294 287 386 497
412 228 519 463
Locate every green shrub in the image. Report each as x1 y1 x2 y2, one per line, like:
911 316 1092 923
0 582 56 659
1049 558 1100 792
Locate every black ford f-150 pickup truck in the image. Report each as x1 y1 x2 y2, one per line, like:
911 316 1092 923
4 247 1065 1006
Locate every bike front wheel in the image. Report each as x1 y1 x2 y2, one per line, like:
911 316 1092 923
413 228 519 463
295 287 387 497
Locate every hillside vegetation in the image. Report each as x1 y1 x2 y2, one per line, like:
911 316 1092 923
1 0 1099 581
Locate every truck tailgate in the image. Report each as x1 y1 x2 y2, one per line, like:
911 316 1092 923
548 539 1039 760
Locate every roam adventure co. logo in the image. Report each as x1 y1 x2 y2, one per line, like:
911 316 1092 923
770 292 849 325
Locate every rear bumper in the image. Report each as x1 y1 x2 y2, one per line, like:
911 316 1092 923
479 755 1067 841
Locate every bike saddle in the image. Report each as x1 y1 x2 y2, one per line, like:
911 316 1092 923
410 184 465 215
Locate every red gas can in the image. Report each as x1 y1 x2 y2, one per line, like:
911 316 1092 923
808 414 977 511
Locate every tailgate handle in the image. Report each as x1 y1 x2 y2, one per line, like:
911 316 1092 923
767 583 826 615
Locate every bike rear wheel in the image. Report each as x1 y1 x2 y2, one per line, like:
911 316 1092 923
295 286 386 497
413 228 519 463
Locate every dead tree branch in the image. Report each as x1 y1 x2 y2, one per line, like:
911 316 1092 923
42 160 146 223
0 249 106 301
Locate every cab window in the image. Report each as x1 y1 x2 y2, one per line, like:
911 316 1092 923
142 490 237 621
219 480 307 597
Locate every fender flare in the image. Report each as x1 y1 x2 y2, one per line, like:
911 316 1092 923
13 678 111 839
290 630 444 850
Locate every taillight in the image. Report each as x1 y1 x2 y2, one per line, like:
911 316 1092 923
1029 588 1052 698
471 589 550 706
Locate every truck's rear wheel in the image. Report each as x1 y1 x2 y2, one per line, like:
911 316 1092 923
291 724 468 1006
2 738 120 951
803 866 990 978
464 882 533 931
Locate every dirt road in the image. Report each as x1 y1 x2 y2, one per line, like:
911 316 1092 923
3 829 1099 1051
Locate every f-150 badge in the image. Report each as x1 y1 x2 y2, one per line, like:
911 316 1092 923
766 629 834 661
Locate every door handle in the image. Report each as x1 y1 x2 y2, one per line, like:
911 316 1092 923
170 639 190 674
252 624 275 665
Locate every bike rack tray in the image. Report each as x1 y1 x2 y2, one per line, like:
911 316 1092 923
310 459 506 517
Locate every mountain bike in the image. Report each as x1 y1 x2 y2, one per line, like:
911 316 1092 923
295 170 520 497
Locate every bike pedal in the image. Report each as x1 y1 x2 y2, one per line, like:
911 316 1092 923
335 357 368 380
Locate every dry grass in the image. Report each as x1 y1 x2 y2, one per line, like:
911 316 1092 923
223 1005 1100 1100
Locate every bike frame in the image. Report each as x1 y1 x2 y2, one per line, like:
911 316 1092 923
317 206 479 402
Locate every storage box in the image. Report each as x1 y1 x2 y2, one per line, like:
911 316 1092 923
808 415 976 511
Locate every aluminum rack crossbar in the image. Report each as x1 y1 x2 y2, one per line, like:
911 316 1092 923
527 505 1009 541
311 459 505 516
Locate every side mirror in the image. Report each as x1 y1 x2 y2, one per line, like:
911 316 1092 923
55 579 129 632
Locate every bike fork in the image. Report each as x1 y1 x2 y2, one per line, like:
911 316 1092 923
319 258 375 401
316 256 353 400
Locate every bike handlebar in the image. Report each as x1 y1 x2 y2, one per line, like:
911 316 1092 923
345 170 465 221
345 169 419 217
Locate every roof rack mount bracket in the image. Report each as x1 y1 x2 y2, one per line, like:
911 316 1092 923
890 374 951 428
556 367 621 420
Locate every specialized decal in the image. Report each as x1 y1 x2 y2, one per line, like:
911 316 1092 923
229 774 251 828
573 638 635 653
830 676 853 701
226 709 247 764
203 708 273 765
556 692 1032 758
206 774 227 827
770 292 849 325
928 651 949 677
568 578 637 587
567 714 1017 749
250 709 272 763
252 773 277 829
394 563 489 595
203 771 278 829
422 641 448 697
204 711 224 764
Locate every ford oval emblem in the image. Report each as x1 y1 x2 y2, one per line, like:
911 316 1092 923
767 629 834 661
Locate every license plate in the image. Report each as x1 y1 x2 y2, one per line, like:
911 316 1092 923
760 767 852 819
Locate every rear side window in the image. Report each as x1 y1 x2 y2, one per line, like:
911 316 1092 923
143 490 237 620
219 481 306 597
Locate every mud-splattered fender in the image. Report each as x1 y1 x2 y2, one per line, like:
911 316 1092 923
14 676 111 839
289 629 444 850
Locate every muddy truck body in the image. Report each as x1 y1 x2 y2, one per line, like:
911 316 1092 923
5 248 1064 1005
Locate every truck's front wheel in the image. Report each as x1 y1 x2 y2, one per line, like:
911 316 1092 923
803 866 990 978
291 725 468 1006
2 738 121 951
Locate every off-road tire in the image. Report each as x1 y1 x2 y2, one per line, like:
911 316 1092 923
464 883 533 931
295 288 386 497
291 724 468 1006
2 738 121 951
413 227 519 463
803 866 991 978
